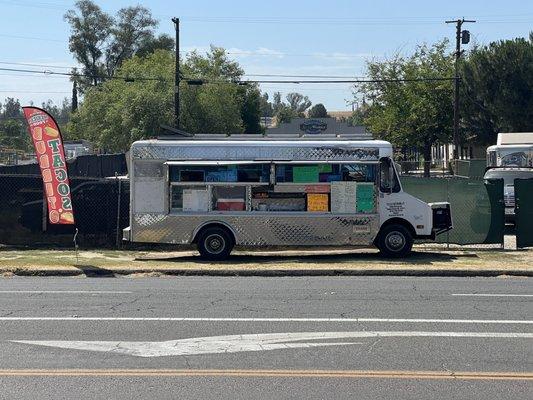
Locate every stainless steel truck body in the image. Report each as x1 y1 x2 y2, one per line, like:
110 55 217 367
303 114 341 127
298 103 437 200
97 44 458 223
123 135 451 259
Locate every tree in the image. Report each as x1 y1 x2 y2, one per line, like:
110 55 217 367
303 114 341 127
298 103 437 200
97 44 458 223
239 85 264 134
104 5 159 76
136 34 174 58
271 91 312 124
286 92 312 115
259 93 274 118
308 103 329 118
460 33 533 144
2 97 21 118
64 0 113 87
275 105 297 124
41 98 72 135
65 1 174 90
348 106 368 126
355 40 454 176
0 98 30 151
68 49 260 152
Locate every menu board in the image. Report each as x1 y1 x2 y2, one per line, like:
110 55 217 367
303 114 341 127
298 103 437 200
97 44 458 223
356 183 375 212
330 181 357 213
183 189 209 212
307 193 329 212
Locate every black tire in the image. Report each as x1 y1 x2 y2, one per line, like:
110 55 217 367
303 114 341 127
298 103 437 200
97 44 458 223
196 227 234 261
376 224 413 258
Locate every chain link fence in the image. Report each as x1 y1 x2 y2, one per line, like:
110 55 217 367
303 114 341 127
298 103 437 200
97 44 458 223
396 159 486 179
0 157 506 250
0 173 129 248
395 159 505 249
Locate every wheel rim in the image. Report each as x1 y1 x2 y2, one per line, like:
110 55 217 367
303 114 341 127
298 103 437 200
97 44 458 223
385 231 405 252
204 233 225 255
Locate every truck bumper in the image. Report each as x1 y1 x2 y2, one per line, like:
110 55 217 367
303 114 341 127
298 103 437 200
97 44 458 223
122 226 131 241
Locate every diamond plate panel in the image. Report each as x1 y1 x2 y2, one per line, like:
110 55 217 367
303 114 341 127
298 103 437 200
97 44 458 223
132 143 379 162
132 213 378 246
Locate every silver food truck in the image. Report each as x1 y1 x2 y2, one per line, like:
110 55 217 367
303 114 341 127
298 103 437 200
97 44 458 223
123 134 452 259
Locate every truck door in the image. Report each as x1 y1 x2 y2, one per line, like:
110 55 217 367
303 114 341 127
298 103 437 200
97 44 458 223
378 157 433 237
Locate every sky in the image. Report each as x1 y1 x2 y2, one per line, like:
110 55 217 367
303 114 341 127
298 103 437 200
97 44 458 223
0 0 531 111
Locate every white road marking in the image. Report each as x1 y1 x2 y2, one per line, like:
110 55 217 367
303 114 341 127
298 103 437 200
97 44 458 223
452 293 533 298
0 291 132 294
0 317 532 324
12 331 533 358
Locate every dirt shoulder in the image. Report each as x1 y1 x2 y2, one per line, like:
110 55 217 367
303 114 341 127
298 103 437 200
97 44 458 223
0 246 531 277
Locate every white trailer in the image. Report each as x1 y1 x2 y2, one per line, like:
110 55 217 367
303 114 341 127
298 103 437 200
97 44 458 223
123 134 452 259
485 132 533 222
486 132 533 167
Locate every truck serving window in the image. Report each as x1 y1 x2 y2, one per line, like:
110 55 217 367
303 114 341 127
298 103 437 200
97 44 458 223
275 163 375 183
169 164 270 183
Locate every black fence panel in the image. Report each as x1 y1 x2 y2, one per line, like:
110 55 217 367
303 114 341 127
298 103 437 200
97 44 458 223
0 174 129 247
515 178 533 248
0 153 127 178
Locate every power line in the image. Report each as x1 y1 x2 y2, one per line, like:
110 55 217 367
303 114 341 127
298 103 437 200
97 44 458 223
0 63 367 79
0 90 70 93
0 61 77 70
0 33 64 43
0 66 457 85
244 73 367 78
0 66 167 82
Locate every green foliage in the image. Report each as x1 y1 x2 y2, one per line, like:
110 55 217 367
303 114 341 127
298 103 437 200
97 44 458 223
286 92 312 115
270 91 312 123
356 40 454 171
0 98 30 151
349 107 367 126
239 86 264 134
259 93 274 118
308 103 329 118
68 48 263 152
64 0 174 90
275 105 297 124
460 33 533 144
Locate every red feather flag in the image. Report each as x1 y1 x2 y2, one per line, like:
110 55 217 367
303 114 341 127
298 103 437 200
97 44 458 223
22 107 75 224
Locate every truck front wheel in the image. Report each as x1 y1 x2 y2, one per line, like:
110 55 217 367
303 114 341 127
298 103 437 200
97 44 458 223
376 224 413 258
197 227 234 261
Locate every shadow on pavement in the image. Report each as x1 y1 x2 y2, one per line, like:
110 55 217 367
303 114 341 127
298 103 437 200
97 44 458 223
149 250 469 265
73 264 116 277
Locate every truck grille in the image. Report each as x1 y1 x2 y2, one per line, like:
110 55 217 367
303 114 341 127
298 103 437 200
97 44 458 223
504 193 515 208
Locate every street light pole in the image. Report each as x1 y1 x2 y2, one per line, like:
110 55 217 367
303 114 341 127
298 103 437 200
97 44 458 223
445 18 475 160
172 17 180 129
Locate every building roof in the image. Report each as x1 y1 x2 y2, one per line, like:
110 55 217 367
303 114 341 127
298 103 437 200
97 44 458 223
497 132 533 145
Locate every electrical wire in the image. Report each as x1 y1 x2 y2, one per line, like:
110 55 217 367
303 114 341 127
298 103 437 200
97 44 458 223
0 66 456 85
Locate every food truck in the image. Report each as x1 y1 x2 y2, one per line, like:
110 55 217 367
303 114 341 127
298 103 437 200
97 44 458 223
486 132 533 168
485 132 533 222
123 134 452 259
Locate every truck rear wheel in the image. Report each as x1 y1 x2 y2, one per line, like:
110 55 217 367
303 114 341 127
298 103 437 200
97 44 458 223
197 227 234 261
376 224 413 258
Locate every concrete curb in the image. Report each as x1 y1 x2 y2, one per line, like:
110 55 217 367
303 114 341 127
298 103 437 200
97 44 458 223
2 267 532 278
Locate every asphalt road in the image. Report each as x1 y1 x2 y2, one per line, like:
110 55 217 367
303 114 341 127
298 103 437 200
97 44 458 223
0 276 531 399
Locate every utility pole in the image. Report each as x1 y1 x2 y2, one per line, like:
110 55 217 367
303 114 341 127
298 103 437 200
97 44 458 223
71 80 78 112
172 17 180 129
445 18 475 159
